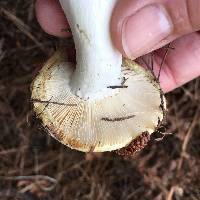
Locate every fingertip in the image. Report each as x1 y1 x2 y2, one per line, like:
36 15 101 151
111 1 128 57
111 0 174 59
35 0 70 37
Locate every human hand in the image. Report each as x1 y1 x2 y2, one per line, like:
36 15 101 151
35 0 200 93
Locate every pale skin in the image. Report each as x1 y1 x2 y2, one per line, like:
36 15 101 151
35 0 200 93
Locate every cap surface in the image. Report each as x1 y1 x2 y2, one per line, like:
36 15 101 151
31 50 166 152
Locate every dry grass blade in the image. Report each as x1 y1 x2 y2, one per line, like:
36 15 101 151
177 108 200 171
166 186 183 200
157 43 173 80
0 146 28 156
0 175 57 192
0 7 45 52
0 175 57 183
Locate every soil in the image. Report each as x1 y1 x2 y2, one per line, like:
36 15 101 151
0 1 199 200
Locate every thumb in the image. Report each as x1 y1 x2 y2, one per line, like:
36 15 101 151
111 0 200 59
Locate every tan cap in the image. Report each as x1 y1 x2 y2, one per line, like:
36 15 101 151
31 50 166 152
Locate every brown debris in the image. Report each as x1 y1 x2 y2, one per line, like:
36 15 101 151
101 114 135 122
115 132 150 156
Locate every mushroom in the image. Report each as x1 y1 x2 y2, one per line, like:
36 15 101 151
31 0 166 152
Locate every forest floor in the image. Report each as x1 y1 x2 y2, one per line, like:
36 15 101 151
0 1 200 200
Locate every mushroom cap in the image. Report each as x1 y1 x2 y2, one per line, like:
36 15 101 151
31 50 166 152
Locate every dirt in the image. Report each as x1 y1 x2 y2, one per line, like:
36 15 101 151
0 1 200 200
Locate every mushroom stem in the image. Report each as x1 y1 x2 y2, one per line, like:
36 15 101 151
59 0 122 99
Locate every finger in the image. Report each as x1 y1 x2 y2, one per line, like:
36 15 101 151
111 0 200 59
35 0 70 37
141 33 200 93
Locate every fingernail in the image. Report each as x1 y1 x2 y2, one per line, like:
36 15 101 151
122 4 173 59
